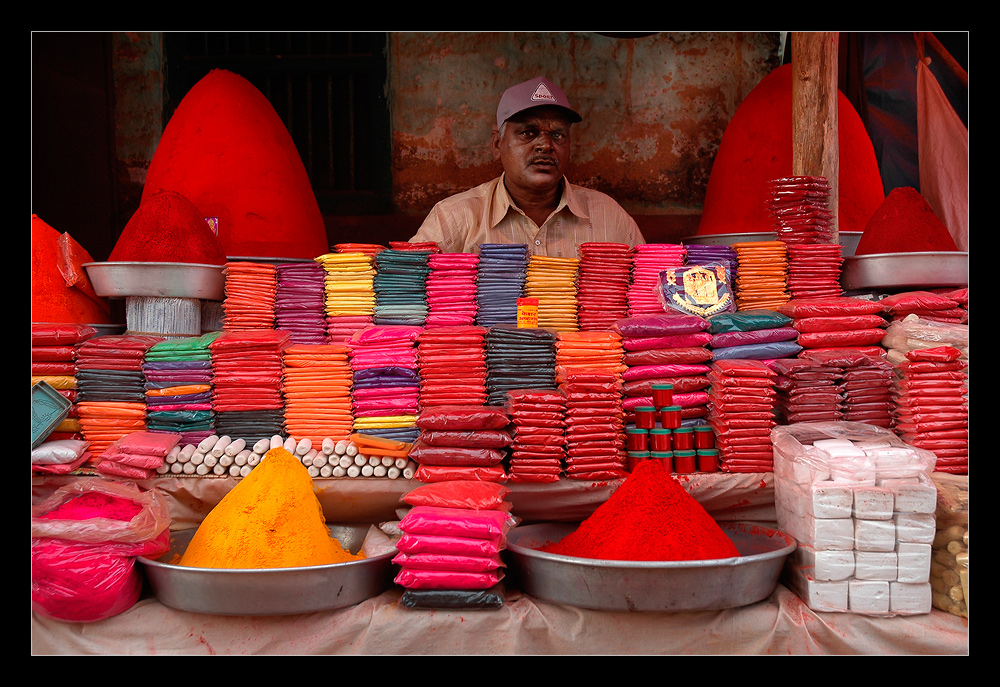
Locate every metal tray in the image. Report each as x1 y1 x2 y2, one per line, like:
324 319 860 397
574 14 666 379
83 262 225 300
138 524 395 616
841 251 969 291
504 521 796 612
31 380 72 448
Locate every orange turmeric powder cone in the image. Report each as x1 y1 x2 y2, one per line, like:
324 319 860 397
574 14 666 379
179 447 364 569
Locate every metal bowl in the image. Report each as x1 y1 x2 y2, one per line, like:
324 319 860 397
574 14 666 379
83 262 225 300
504 521 796 612
841 251 969 291
138 524 396 615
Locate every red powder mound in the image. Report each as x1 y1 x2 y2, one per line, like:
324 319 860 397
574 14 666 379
854 186 959 255
698 64 885 237
142 69 328 260
541 460 740 562
108 189 228 264
31 215 113 325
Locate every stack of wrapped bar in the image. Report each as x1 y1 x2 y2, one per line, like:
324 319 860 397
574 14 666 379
143 332 221 446
410 404 511 484
348 325 422 443
315 249 378 345
425 252 480 327
274 261 328 344
484 325 558 406
505 388 567 483
475 244 528 326
417 326 489 409
705 359 778 473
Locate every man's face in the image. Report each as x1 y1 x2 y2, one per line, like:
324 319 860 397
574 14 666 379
491 106 573 197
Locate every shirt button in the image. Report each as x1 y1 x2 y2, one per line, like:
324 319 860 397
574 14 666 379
534 240 541 246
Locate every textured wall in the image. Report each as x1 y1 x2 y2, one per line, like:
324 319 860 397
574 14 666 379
387 32 782 239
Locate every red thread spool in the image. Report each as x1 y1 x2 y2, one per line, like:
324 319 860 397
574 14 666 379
627 451 650 471
626 428 649 452
651 383 674 408
673 449 697 473
649 428 672 452
659 405 682 429
694 426 716 449
697 449 720 473
634 406 657 429
672 427 695 451
650 451 673 472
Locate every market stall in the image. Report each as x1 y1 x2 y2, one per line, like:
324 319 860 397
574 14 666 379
32 34 969 656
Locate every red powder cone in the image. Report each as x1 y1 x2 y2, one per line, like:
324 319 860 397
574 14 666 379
854 186 959 255
32 215 114 325
697 64 885 237
142 69 328 260
108 189 228 265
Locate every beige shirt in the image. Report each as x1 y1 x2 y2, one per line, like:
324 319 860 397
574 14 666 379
409 174 645 258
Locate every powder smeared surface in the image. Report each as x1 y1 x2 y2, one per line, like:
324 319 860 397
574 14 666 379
179 447 363 569
541 460 740 562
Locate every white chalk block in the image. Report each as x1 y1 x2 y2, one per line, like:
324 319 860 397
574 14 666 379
812 482 855 518
887 481 937 514
893 512 936 544
849 579 890 614
854 551 898 581
889 582 933 615
854 485 895 520
895 542 932 583
799 515 855 550
855 518 897 552
787 568 849 612
791 544 854 581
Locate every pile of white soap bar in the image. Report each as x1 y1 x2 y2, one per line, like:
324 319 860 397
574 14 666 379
775 437 938 615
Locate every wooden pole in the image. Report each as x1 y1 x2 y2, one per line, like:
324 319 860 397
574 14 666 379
791 32 840 241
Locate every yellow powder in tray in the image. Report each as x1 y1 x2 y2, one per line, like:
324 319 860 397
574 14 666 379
179 447 364 569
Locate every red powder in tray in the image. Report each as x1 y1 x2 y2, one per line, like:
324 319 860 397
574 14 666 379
541 460 740 562
855 186 959 256
108 189 228 265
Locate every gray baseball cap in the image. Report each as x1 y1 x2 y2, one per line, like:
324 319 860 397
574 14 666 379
495 76 582 129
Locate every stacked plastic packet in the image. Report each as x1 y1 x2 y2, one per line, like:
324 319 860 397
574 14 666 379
475 243 528 326
766 175 834 244
684 243 738 276
373 245 433 326
773 422 939 616
209 329 290 443
348 325 422 443
417 326 489 408
221 261 277 330
75 335 164 459
576 242 632 330
425 252 480 326
409 404 511 484
890 345 969 475
274 261 329 344
31 323 98 442
484 324 558 406
628 243 686 315
96 430 180 480
395 481 514 610
706 309 802 362
779 296 889 359
315 250 378 345
525 254 580 331
877 290 969 326
557 365 627 480
282 343 355 445
705 359 778 473
731 241 789 311
767 350 848 425
612 313 713 425
142 332 221 446
785 243 844 301
505 388 567 483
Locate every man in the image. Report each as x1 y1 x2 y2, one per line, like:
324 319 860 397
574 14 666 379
409 76 645 257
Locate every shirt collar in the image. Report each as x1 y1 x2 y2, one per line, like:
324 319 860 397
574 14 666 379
491 173 590 228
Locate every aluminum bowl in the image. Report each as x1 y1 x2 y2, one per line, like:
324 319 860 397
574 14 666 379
504 521 796 612
83 262 225 300
841 251 969 291
138 524 395 616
